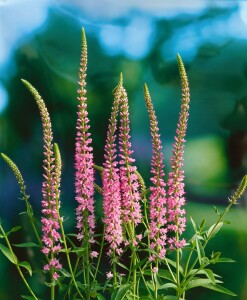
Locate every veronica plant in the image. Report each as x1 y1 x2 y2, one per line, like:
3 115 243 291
1 29 246 300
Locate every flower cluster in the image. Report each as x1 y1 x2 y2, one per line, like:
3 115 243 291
102 78 123 257
2 30 247 300
167 55 190 249
22 80 62 279
74 30 96 244
118 85 142 230
144 84 167 259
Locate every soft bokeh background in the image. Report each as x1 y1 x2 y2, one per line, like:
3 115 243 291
1 0 247 299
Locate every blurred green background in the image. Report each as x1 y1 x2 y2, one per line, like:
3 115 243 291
1 0 247 299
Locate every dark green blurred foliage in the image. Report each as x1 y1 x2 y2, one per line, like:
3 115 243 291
1 2 247 299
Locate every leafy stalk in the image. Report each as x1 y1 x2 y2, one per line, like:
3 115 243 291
0 224 38 300
1 153 41 246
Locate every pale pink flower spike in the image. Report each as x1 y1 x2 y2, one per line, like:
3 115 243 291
144 84 167 260
167 55 190 249
102 76 123 257
21 79 62 278
74 30 96 246
118 84 142 231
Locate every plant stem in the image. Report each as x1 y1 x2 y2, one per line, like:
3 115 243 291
0 224 39 300
164 258 176 282
85 241 90 300
93 225 105 282
186 200 234 277
133 250 137 299
154 259 158 299
51 272 55 300
60 226 85 299
56 202 85 298
180 180 247 296
113 251 117 287
176 231 181 299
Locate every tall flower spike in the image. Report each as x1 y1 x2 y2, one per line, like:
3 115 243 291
102 74 123 257
74 29 95 244
21 79 62 279
144 84 167 259
118 79 142 232
167 55 190 249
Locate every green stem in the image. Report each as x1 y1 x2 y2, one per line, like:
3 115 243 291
0 224 39 300
93 225 105 282
50 252 55 300
60 226 85 299
56 206 85 299
176 231 181 299
180 181 247 296
113 251 117 287
85 241 90 300
183 245 195 277
127 247 133 283
154 259 158 299
132 250 137 299
164 258 176 282
63 256 81 300
138 261 153 298
186 201 233 278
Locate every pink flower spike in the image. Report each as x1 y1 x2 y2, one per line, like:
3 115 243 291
21 80 63 274
167 55 190 249
102 75 123 257
144 84 167 258
118 81 142 230
74 29 96 246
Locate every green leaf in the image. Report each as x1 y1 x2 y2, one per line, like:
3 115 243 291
158 269 175 282
224 220 230 225
13 242 39 248
10 226 22 233
116 261 130 271
0 243 17 264
19 261 32 276
201 257 210 265
213 257 235 263
59 268 72 277
26 202 34 218
158 283 177 290
199 218 206 229
96 294 106 300
70 247 86 254
146 281 155 291
75 281 86 290
132 257 148 271
66 233 78 237
186 278 222 290
207 222 223 239
195 238 205 265
213 205 220 215
211 251 221 260
21 295 36 300
165 258 184 275
111 284 131 300
190 217 197 232
158 296 183 300
189 269 218 284
203 269 216 284
198 284 237 296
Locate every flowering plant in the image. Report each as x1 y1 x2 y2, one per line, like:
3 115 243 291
0 29 246 300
